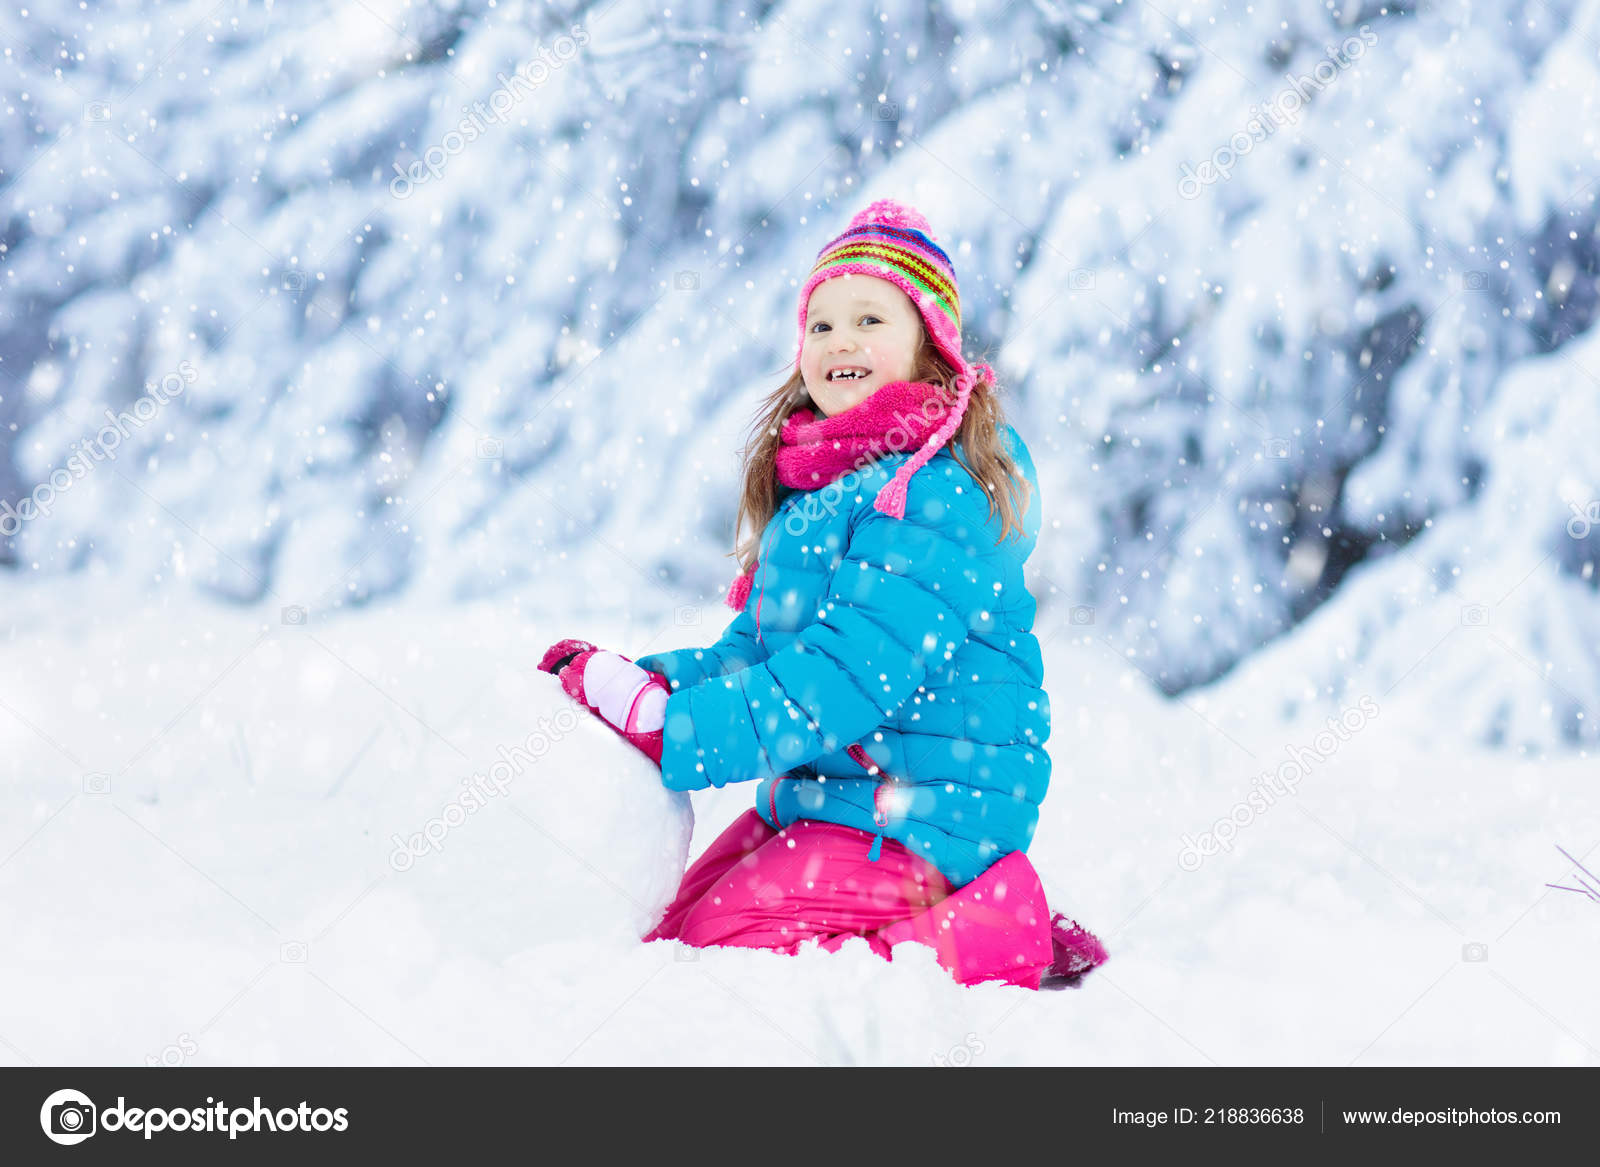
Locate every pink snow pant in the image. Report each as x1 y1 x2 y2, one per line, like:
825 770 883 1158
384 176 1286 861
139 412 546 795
644 810 1105 989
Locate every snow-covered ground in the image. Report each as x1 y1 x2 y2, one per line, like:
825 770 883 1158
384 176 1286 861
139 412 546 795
3 580 1596 1066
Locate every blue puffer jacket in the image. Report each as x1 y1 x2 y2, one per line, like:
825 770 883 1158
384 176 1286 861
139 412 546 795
635 424 1051 888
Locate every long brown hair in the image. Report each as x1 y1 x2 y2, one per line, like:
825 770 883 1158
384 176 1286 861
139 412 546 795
727 336 1033 574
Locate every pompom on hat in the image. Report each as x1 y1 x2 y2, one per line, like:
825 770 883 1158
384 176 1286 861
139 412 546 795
792 198 991 522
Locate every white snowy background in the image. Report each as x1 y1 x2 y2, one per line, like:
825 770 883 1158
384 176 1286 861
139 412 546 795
2 0 1598 1065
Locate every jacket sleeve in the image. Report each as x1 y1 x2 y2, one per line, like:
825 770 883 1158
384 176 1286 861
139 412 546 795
657 493 991 793
634 603 767 693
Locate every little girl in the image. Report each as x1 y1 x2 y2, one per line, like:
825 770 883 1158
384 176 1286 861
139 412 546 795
539 199 1105 989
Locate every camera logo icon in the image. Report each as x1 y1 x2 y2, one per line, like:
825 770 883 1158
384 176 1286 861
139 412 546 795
82 102 110 123
1461 941 1489 962
82 772 111 795
280 940 308 963
1461 270 1489 291
1068 268 1096 291
1460 603 1489 627
475 436 503 460
281 270 307 295
875 101 899 120
673 270 699 291
1263 437 1292 459
40 1088 96 1145
281 604 308 626
1069 605 1095 626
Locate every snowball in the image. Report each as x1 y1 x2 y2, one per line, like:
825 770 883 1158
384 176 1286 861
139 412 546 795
450 664 693 943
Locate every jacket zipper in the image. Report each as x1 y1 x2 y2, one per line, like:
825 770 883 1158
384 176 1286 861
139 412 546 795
848 743 898 862
753 517 777 646
768 775 782 827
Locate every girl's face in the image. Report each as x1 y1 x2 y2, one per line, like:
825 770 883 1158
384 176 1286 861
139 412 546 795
800 274 923 416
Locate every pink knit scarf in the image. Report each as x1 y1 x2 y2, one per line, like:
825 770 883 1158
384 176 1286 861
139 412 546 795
776 378 954 492
724 377 970 616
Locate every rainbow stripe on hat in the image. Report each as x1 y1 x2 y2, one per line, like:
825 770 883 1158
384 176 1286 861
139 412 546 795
792 200 971 383
804 223 961 337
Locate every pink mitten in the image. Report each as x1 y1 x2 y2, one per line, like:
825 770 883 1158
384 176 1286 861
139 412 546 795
537 637 601 676
555 649 669 766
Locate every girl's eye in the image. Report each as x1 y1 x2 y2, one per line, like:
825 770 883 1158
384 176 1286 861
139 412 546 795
810 316 879 333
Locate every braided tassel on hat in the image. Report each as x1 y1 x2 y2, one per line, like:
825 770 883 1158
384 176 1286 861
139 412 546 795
724 562 756 611
871 361 992 520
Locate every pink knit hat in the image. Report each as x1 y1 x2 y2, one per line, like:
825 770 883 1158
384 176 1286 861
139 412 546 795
792 198 984 521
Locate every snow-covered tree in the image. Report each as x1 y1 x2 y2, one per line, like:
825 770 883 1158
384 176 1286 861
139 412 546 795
2 0 1597 747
